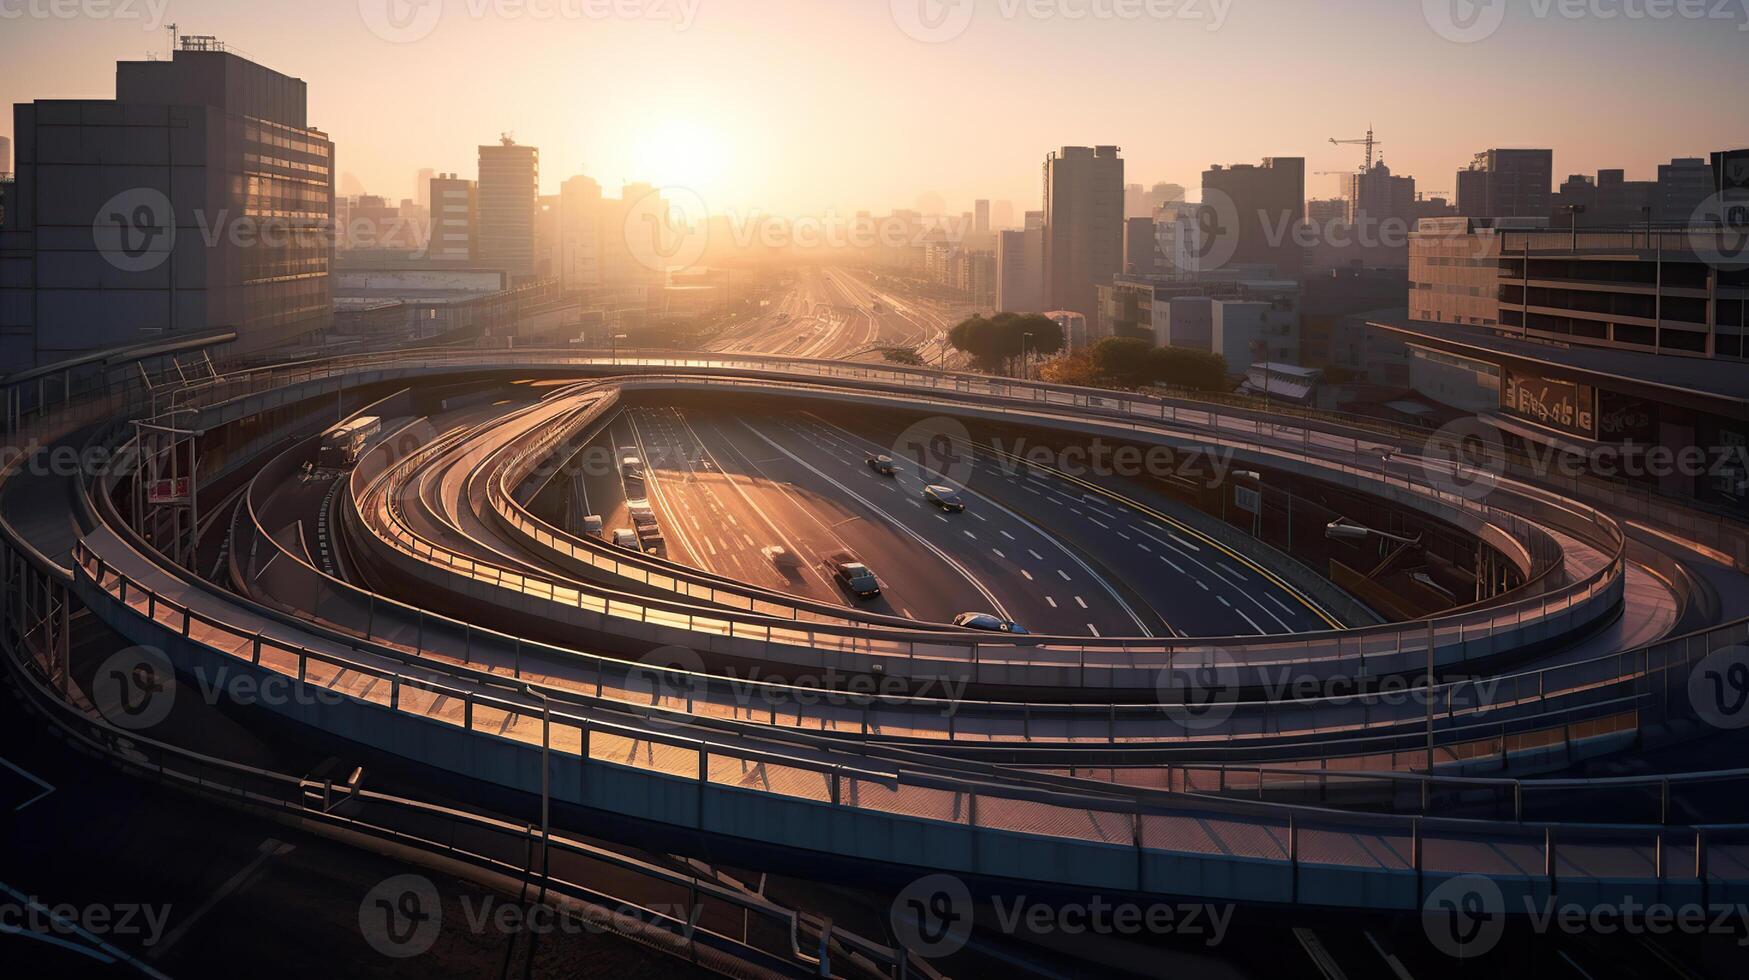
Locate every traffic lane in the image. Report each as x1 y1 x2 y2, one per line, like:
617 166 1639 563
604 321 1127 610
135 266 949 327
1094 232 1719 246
827 413 1316 638
685 411 988 623
774 416 1163 638
736 415 1151 637
627 406 842 598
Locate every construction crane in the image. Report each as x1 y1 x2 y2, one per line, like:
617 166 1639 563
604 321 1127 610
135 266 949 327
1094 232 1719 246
1330 127 1382 172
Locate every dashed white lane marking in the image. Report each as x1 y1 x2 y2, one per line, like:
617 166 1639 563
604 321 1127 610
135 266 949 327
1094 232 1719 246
1232 606 1265 634
992 549 1005 559
1196 580 1209 591
1087 624 1102 637
1075 596 1089 609
1046 597 1058 608
1028 549 1044 560
963 530 977 540
1000 530 1016 541
1056 569 1071 582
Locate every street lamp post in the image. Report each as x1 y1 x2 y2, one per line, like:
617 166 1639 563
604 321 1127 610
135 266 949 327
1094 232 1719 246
1561 203 1587 250
1327 519 1433 804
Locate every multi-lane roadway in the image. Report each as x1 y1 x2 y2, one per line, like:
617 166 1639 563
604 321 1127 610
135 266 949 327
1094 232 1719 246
709 266 965 366
563 403 1325 638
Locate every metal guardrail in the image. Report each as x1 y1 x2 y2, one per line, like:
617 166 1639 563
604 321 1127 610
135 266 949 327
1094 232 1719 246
0 567 920 980
64 537 1749 905
206 403 1715 756
352 374 1625 679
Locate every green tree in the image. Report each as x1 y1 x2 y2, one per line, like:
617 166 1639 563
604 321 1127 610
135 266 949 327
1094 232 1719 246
948 312 1065 372
881 347 925 366
1146 346 1231 391
1088 337 1157 388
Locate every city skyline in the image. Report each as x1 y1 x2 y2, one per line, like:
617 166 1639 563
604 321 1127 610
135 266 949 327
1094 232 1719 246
1 0 1744 215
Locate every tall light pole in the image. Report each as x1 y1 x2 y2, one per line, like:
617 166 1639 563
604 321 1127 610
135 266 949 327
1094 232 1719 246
1328 519 1434 804
1560 203 1587 250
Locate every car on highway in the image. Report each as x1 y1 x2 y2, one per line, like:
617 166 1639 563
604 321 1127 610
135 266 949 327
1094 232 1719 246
826 552 881 599
610 528 639 550
761 545 804 576
923 485 966 512
581 515 605 539
953 613 1030 635
619 447 644 481
866 454 897 476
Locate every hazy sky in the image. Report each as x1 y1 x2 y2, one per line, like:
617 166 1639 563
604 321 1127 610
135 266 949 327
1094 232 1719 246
2 0 1744 217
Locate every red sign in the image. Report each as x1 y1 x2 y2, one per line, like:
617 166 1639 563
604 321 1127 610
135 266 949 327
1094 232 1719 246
147 478 192 504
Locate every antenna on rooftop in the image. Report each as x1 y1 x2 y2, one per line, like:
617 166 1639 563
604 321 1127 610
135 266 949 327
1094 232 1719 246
165 23 178 58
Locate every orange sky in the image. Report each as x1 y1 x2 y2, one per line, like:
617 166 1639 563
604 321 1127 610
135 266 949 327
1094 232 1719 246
2 0 1744 217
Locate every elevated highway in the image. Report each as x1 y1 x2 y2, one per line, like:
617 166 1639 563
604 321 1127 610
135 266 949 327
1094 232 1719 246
4 342 1749 971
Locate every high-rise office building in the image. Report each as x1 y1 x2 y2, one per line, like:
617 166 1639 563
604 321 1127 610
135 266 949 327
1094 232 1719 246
0 135 10 173
0 39 334 371
1657 158 1714 223
1202 157 1305 278
1342 161 1415 227
974 199 990 233
427 174 477 262
1043 145 1124 321
414 167 435 211
1552 169 1656 227
558 174 603 292
1125 216 1159 274
1024 210 1045 231
997 227 1044 313
1456 149 1553 219
1307 198 1348 227
991 200 1015 231
477 136 539 280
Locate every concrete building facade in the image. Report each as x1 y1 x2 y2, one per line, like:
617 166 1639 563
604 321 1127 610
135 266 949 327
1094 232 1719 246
1202 157 1305 278
0 41 334 371
1043 145 1124 322
1456 149 1553 219
996 227 1043 312
476 137 539 281
427 174 477 263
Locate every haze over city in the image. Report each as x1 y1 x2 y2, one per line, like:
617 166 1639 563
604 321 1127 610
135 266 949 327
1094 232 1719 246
2 3 1748 978
2 0 1745 213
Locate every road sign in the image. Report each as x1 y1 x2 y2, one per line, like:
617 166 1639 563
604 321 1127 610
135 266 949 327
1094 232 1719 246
1234 485 1261 515
147 477 192 504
